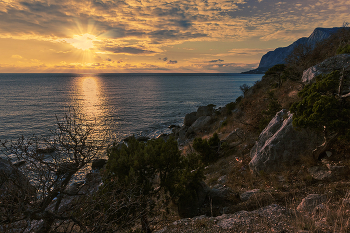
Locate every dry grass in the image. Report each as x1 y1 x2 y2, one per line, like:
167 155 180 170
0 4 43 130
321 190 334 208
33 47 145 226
156 70 350 232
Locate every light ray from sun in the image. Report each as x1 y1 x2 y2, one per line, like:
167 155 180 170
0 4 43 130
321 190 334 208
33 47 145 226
64 33 98 51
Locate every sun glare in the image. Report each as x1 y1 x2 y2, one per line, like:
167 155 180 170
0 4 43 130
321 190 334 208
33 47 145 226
65 33 98 50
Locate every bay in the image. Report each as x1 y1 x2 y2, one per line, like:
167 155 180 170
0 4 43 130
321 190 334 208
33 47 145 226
0 73 263 144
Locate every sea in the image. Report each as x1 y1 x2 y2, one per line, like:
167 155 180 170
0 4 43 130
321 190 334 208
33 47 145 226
0 73 263 151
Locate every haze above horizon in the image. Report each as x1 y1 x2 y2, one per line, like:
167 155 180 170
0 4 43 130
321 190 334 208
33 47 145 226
0 0 349 73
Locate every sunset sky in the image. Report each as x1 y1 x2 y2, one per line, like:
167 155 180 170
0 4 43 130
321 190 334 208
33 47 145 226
0 0 349 73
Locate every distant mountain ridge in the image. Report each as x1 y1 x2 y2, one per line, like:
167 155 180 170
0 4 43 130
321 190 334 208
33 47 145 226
243 27 341 74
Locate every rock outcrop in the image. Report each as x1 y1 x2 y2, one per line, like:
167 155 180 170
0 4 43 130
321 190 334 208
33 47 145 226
177 181 236 218
297 194 327 213
0 157 36 199
249 110 323 173
156 204 296 233
302 54 350 83
174 105 217 145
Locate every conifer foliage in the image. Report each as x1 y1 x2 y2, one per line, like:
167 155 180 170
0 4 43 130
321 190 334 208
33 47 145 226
100 136 204 232
290 70 350 158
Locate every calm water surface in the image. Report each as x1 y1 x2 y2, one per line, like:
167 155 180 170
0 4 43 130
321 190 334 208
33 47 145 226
0 73 263 144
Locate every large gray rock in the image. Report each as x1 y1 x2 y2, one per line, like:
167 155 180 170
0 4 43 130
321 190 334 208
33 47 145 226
187 116 212 134
297 194 327 212
240 189 260 202
184 112 198 126
0 158 36 199
308 166 332 181
223 128 244 142
249 110 322 173
196 105 215 118
302 54 350 83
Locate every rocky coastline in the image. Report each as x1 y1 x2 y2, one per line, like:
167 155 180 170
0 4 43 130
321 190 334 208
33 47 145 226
3 50 350 231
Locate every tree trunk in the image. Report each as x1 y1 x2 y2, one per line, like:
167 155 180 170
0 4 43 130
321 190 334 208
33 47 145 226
141 214 151 233
312 126 338 160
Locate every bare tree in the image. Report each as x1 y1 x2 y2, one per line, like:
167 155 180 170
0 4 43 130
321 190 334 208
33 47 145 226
0 109 107 232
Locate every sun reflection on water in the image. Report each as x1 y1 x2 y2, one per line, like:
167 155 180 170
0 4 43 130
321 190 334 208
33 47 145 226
71 75 114 144
80 76 103 119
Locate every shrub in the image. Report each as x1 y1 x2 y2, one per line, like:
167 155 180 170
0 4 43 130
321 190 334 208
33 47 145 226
239 84 251 96
290 71 350 158
264 64 286 76
193 133 220 164
337 44 350 54
98 136 204 231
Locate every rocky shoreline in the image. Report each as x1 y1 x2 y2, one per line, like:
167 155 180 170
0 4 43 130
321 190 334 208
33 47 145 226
2 53 350 232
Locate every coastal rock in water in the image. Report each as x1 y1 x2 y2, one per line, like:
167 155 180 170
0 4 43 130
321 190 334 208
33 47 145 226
249 110 322 173
184 112 198 126
302 54 350 83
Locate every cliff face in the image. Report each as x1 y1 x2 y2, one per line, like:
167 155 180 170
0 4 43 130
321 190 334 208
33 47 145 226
244 27 341 74
258 27 341 69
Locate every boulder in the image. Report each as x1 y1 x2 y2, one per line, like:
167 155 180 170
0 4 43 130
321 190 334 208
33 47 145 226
223 128 244 142
184 112 198 126
207 185 236 216
156 204 295 232
240 189 260 202
196 105 215 118
249 110 323 173
307 161 349 181
308 166 332 181
187 116 212 134
297 194 327 212
175 125 189 145
177 182 237 218
0 157 36 199
302 54 350 83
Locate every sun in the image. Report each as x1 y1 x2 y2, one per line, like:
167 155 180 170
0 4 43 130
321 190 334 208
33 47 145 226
65 33 98 50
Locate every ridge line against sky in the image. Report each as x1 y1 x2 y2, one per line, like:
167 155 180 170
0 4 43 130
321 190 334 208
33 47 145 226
0 0 349 73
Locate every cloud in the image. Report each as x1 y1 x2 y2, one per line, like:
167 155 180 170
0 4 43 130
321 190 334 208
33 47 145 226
1 0 350 72
228 48 273 55
11 54 22 59
103 46 155 54
201 62 259 72
209 59 224 63
167 60 177 64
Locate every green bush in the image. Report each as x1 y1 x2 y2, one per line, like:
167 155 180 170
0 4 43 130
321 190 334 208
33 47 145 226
235 95 243 103
226 102 236 112
193 133 220 164
337 44 350 54
265 64 286 76
291 71 350 137
99 136 204 231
